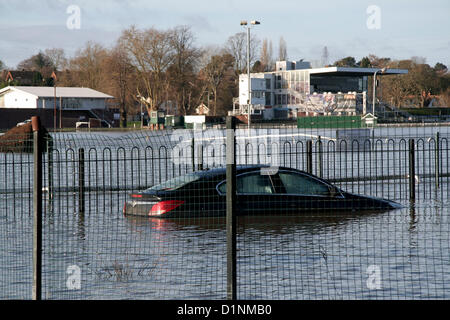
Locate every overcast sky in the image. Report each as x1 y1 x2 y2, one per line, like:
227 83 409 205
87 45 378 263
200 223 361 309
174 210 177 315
1 0 449 69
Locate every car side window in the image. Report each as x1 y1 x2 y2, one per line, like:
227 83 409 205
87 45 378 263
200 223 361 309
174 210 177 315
237 173 274 194
278 171 331 196
217 172 274 194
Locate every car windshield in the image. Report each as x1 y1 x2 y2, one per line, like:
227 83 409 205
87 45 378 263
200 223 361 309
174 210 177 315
145 173 201 191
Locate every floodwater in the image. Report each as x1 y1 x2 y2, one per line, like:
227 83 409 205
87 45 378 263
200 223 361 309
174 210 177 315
1 126 450 299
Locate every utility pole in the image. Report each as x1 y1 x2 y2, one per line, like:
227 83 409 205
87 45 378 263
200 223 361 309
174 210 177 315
51 72 57 131
240 20 260 134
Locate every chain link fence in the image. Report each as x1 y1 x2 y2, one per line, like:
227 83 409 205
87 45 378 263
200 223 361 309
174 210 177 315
1 117 449 299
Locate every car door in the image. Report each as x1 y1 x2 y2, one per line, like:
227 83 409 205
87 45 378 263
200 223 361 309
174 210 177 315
274 170 342 213
216 170 279 215
235 171 278 215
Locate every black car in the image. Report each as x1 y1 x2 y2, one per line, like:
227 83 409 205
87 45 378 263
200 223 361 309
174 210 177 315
123 165 402 218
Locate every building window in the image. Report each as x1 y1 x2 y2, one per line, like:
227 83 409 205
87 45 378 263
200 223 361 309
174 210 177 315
265 92 271 106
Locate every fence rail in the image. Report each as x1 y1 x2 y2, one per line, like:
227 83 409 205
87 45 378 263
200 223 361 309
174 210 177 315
1 116 450 299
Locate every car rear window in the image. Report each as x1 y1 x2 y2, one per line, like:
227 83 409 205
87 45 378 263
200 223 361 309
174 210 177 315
146 173 201 191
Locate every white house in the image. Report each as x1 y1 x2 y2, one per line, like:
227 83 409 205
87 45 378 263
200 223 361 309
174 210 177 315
0 86 113 110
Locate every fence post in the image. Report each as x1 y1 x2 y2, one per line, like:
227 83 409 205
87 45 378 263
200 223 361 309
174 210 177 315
435 132 440 189
409 139 415 201
197 144 203 171
78 148 85 214
317 136 323 178
32 116 42 301
306 140 313 174
226 116 237 300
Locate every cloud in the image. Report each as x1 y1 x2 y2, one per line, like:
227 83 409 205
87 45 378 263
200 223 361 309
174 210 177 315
182 15 218 34
0 25 118 68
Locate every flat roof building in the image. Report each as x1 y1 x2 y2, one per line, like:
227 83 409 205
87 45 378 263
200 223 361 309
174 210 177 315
235 61 408 120
0 86 113 110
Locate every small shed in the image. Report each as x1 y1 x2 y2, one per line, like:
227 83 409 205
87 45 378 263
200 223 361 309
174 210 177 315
150 111 165 125
362 113 378 127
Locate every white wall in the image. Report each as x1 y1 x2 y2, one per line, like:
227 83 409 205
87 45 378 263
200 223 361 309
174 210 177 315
239 75 267 106
2 91 37 108
0 88 108 110
184 115 205 123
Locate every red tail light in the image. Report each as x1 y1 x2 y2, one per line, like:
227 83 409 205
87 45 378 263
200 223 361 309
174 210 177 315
150 200 184 216
131 194 143 198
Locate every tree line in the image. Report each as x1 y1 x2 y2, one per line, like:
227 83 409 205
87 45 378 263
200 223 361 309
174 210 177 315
0 25 274 123
1 26 449 125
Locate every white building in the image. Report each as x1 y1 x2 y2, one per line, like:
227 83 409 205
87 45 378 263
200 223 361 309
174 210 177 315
0 86 113 110
235 61 408 119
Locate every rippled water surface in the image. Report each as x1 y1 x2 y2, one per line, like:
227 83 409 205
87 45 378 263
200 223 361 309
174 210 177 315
1 127 450 299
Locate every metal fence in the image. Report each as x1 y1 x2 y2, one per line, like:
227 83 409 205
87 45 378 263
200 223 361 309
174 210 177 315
1 117 450 299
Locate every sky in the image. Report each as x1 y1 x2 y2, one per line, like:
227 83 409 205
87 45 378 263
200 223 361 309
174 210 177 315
0 0 449 69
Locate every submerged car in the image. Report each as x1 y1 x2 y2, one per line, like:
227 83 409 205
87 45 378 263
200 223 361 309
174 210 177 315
123 165 402 218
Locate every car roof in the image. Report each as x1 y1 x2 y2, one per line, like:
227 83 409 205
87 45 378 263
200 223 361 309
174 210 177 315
192 165 306 180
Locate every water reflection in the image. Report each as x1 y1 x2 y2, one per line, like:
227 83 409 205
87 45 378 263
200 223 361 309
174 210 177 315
124 209 397 235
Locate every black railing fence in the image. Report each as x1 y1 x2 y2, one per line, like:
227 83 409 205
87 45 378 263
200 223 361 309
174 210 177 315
1 117 449 299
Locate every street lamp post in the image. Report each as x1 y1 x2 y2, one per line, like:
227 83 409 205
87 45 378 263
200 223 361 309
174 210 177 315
240 20 260 133
372 67 387 116
371 67 387 151
51 72 57 131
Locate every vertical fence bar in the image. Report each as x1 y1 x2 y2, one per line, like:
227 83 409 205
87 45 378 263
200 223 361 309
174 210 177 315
306 140 313 174
409 139 416 201
78 148 85 214
317 136 323 178
197 144 203 171
435 132 440 189
32 116 42 301
226 116 237 300
191 138 195 172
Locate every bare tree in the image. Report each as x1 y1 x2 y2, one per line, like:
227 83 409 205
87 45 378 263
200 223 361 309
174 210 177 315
119 26 176 116
44 48 67 71
260 38 273 72
168 25 201 115
105 45 135 127
225 32 260 73
381 59 441 107
278 36 288 61
17 52 52 71
367 54 391 68
69 41 108 90
201 53 235 115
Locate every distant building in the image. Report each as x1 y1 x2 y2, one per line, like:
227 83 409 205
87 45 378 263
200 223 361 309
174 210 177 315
0 86 113 110
195 103 210 115
2 70 44 86
234 60 408 120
